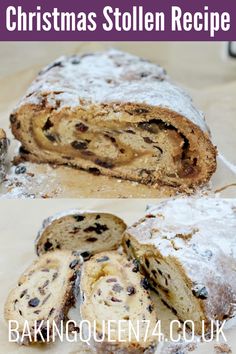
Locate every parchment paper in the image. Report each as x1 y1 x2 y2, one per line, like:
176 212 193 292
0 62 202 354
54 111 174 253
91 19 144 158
0 42 236 198
0 199 235 353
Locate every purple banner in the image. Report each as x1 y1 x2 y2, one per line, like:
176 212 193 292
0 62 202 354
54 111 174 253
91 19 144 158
0 0 235 41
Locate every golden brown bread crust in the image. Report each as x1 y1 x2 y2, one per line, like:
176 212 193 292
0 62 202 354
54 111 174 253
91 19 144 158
10 50 217 192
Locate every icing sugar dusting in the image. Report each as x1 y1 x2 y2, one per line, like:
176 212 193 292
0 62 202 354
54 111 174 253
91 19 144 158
16 49 208 132
128 198 236 325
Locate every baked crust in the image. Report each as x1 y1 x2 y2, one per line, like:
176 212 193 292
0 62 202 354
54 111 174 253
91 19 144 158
123 198 236 334
35 209 127 259
10 50 216 192
4 250 83 345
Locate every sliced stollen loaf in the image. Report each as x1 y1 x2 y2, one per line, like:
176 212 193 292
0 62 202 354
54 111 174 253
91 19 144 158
10 49 216 192
36 209 126 260
4 250 83 345
123 198 236 334
0 128 9 182
80 251 158 353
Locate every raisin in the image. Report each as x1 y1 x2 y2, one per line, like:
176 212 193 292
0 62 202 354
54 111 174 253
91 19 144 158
88 167 101 175
44 240 53 252
146 214 155 218
112 284 124 293
84 223 108 235
15 165 26 174
48 308 55 317
52 272 58 281
86 237 98 242
45 134 57 142
125 239 131 248
140 277 150 290
94 159 114 169
127 286 136 296
80 251 91 260
143 137 153 144
75 122 88 132
19 146 30 155
71 58 80 65
42 118 53 131
10 113 17 124
28 297 40 307
140 72 149 78
158 269 163 276
69 259 80 269
111 297 122 303
132 259 140 273
95 215 101 219
96 256 109 263
125 129 135 134
104 134 116 143
147 305 154 313
20 289 27 298
145 258 150 268
73 215 85 222
192 285 208 299
71 140 88 150
106 278 117 283
151 270 157 278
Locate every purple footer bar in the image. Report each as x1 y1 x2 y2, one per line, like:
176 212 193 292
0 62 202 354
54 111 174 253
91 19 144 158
0 0 235 41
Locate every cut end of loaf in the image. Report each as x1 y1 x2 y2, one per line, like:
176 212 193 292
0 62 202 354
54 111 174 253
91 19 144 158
35 210 127 259
123 198 236 335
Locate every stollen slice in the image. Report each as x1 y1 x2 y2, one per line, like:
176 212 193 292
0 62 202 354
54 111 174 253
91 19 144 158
4 250 82 345
80 251 158 353
36 209 127 260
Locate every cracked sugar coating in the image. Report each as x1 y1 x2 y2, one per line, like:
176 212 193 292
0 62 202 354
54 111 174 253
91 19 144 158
124 198 236 332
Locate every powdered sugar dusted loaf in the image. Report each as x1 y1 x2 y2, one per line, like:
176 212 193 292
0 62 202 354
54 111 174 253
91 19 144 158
11 50 216 192
123 198 236 334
